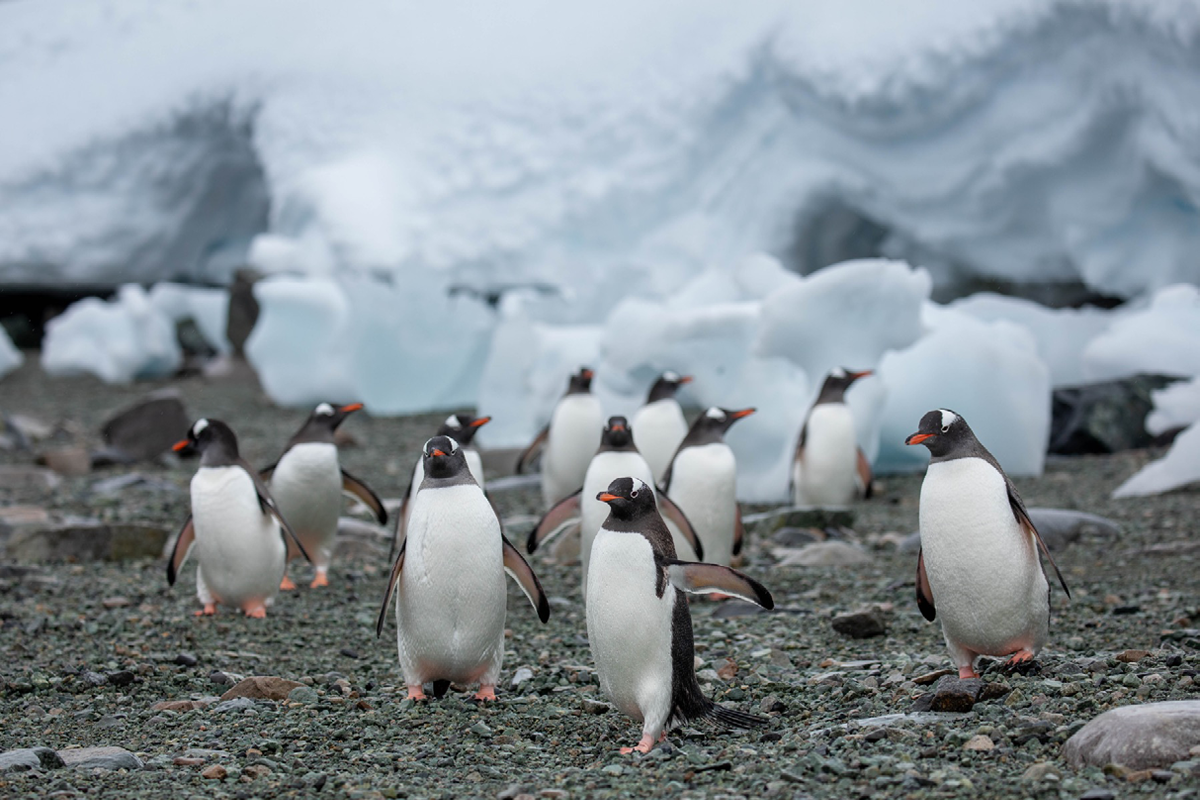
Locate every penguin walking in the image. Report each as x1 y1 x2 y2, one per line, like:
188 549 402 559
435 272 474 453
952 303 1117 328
376 436 550 701
906 409 1070 678
527 416 703 595
587 477 773 754
261 403 388 589
632 371 692 486
516 367 603 508
792 368 874 507
391 413 491 560
167 419 310 617
661 407 755 566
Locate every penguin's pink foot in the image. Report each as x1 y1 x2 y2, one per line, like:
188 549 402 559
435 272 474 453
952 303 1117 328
310 573 329 588
1006 649 1036 666
958 665 979 679
244 605 267 619
406 686 427 701
194 603 217 617
619 735 655 755
474 686 497 701
279 576 297 591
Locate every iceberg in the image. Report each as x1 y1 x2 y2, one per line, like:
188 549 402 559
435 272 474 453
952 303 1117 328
1146 377 1200 437
1082 285 1200 383
1112 423 1200 498
0 325 21 380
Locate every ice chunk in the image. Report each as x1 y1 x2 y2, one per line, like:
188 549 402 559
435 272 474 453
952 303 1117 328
1146 377 1200 436
147 282 230 353
1112 422 1200 498
876 305 1051 476
41 285 181 383
0 325 22 380
1082 285 1200 383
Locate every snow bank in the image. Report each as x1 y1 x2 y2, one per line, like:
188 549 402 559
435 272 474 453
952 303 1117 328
1112 423 1200 498
3 0 1200 305
1146 377 1200 436
0 326 22 380
1082 285 1200 383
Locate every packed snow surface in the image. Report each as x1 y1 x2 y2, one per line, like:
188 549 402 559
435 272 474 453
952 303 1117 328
3 0 1200 303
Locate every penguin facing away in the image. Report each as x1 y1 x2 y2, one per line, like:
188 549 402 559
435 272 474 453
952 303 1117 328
516 367 604 508
792 368 874 507
391 413 491 561
526 416 704 595
586 477 773 754
632 371 692 486
906 409 1070 679
167 419 312 617
661 407 755 566
376 436 550 701
261 402 388 589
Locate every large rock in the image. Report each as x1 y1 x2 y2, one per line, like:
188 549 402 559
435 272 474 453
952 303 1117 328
57 746 143 771
97 389 190 463
220 676 304 702
1063 701 1200 770
0 747 64 772
0 520 169 562
0 465 60 492
1050 374 1178 455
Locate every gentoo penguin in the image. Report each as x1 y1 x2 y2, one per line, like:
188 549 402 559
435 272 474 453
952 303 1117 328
167 419 310 617
632 371 692 486
527 416 704 595
906 409 1070 678
376 435 550 701
516 367 603 508
587 477 773 754
661 407 755 566
391 413 491 561
261 403 388 589
792 368 874 507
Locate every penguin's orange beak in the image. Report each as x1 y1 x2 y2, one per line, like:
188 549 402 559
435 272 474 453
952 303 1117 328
582 369 594 379
597 492 619 503
850 370 874 380
611 423 625 431
431 448 447 457
172 439 190 452
470 416 491 427
730 408 756 419
906 433 934 445
340 403 364 413
679 375 693 384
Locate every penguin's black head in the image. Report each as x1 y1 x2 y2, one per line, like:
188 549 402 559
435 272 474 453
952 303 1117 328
173 418 239 465
567 367 594 394
596 477 656 521
312 401 363 430
816 368 873 404
646 370 693 403
905 408 975 458
437 413 491 446
698 406 755 436
422 435 470 480
600 416 634 450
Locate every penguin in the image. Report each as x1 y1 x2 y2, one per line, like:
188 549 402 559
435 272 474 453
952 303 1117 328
516 367 603 508
586 477 773 754
260 402 388 589
792 368 874 507
527 416 704 595
632 371 692 486
167 419 311 617
391 413 491 561
661 407 755 566
376 435 550 701
906 409 1070 678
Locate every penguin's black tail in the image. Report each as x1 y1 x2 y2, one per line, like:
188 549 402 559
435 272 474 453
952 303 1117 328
703 700 767 730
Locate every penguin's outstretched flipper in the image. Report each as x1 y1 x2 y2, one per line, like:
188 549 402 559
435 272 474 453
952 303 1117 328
662 559 773 609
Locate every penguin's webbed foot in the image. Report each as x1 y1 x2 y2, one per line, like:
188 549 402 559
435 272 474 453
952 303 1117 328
310 572 329 588
957 665 979 680
279 576 297 591
244 604 267 618
998 649 1039 676
619 734 656 755
473 685 497 702
406 686 428 701
194 603 216 617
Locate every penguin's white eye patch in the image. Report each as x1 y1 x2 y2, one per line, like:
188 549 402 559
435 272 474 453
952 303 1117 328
663 370 679 382
831 367 847 378
447 438 459 453
705 408 725 421
938 409 958 430
941 425 949 433
315 403 334 416
444 414 461 428
192 419 209 436
628 477 648 497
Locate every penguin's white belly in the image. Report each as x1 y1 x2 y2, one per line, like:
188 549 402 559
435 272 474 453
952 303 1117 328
191 467 286 607
794 404 859 506
406 449 485 531
669 444 737 566
270 443 341 563
632 400 687 485
542 396 602 506
920 458 1049 657
579 452 656 593
395 484 506 685
586 530 675 725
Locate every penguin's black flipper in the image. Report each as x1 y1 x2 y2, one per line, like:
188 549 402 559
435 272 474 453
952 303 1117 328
704 701 767 729
501 536 551 623
527 490 581 553
375 538 407 637
1006 482 1070 598
167 515 195 586
515 425 549 474
916 548 936 621
856 447 874 500
662 560 773 609
657 492 704 562
341 468 388 525
239 459 312 564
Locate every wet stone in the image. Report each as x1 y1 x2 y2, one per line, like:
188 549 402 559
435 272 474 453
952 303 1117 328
57 746 143 771
929 677 983 713
1064 700 1200 771
831 608 888 639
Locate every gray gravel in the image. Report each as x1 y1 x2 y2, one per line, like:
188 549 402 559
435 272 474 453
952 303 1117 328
1 358 1198 799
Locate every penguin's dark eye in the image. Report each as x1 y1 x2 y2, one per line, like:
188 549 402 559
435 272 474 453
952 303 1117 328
630 490 639 498
941 425 949 433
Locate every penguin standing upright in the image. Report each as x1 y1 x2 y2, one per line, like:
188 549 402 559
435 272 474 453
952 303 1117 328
632 371 692 486
167 419 310 617
376 436 550 701
392 413 491 560
587 477 773 754
517 368 603 508
906 409 1070 678
661 407 754 566
527 417 703 595
792 368 874 507
261 403 387 589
